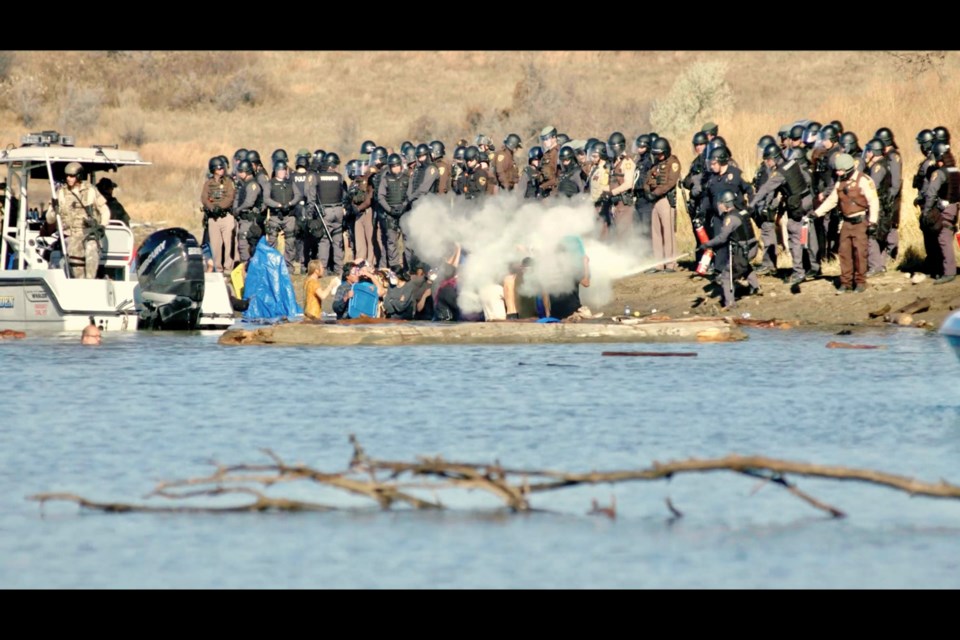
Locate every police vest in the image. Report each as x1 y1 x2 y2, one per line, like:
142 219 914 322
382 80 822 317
434 159 450 194
269 178 296 207
291 171 313 200
778 159 808 217
837 174 870 216
465 168 487 198
523 166 540 199
412 161 436 193
935 166 960 204
870 159 893 210
730 210 756 246
317 172 342 206
885 149 902 196
557 167 580 197
384 172 408 206
238 178 262 212
370 170 384 206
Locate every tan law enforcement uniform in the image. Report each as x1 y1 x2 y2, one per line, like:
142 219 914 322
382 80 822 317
643 154 682 270
49 181 110 278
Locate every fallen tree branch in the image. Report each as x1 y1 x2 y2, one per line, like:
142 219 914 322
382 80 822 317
25 442 960 519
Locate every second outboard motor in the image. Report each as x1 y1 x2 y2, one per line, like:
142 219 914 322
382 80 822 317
136 228 205 329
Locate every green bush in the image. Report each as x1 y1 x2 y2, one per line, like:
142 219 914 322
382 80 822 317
649 61 734 139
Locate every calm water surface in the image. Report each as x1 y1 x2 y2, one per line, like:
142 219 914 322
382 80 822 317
2 327 959 588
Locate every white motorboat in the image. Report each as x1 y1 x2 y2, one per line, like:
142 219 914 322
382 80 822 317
939 309 960 360
0 130 233 333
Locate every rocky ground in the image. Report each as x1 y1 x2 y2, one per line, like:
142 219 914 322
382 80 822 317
599 259 960 332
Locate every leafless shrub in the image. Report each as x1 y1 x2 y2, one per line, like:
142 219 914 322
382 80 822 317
884 51 948 80
58 83 104 133
649 61 735 140
8 74 45 126
168 72 209 111
215 69 269 111
335 114 360 159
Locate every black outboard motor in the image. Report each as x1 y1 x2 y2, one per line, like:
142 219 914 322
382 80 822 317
136 228 205 329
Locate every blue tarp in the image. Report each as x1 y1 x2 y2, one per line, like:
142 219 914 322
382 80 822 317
242 237 302 319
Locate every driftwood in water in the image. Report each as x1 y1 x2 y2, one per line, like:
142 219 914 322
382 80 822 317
601 351 697 357
733 318 794 329
826 341 887 350
868 304 892 319
896 297 932 315
27 435 960 521
219 317 745 347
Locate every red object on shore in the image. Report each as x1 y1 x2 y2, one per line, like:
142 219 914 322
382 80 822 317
955 229 960 250
800 220 809 247
696 249 714 275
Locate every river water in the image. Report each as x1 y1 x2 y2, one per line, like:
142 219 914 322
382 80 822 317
2 327 958 588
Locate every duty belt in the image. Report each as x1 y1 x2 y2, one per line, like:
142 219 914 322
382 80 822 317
844 213 865 224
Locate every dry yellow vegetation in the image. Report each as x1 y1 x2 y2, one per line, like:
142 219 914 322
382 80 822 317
1 51 955 266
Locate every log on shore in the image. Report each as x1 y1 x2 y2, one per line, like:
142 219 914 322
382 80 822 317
219 317 746 346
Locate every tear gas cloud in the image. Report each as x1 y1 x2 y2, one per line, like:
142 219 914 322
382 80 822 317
403 194 660 314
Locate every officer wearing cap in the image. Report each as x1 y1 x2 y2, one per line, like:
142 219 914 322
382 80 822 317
50 162 110 279
698 189 760 310
919 142 959 284
538 126 560 197
200 156 237 272
701 122 719 142
814 153 880 292
96 177 130 227
496 134 522 191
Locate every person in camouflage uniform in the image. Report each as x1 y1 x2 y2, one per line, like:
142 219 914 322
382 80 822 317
48 162 110 279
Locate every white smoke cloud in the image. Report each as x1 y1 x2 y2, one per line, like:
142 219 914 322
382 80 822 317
402 193 666 314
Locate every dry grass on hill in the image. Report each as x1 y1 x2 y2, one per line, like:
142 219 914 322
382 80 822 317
0 51 956 266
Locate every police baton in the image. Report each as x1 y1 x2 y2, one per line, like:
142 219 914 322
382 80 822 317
312 202 335 246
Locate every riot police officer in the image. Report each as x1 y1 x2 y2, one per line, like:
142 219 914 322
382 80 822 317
875 127 903 267
699 147 752 267
864 139 894 277
407 143 439 207
698 189 760 310
496 133 522 191
919 142 959 284
430 140 451 195
555 146 584 197
462 146 491 200
291 149 319 273
913 129 938 275
451 145 467 197
607 132 637 241
377 153 413 275
518 146 543 199
262 160 299 270
586 141 612 238
233 160 264 262
315 152 348 276
811 124 842 262
641 138 681 272
538 126 560 197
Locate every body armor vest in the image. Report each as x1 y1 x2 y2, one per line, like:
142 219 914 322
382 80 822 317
269 178 296 208
385 172 408 206
317 172 342 205
557 167 580 196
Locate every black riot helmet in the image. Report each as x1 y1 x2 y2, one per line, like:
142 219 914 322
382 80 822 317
504 133 523 151
218 154 230 169
273 160 288 174
386 153 403 168
757 135 776 150
865 138 885 156
464 146 480 162
322 152 340 169
839 131 859 154
556 133 570 147
802 122 821 145
233 148 248 163
692 131 708 146
559 145 576 162
590 141 607 159
789 125 805 141
346 159 360 180
762 143 782 160
916 129 935 155
415 143 432 160
453 145 466 162
933 126 951 143
708 146 730 165
634 134 651 152
313 149 326 160
403 146 417 165
712 136 728 151
651 137 671 159
528 146 543 163
236 160 253 175
295 154 309 169
585 137 599 154
717 189 738 209
271 149 288 166
819 124 839 143
830 120 844 134
208 156 226 173
875 127 896 148
430 140 445 159
649 132 660 144
360 140 376 155
608 131 626 155
400 141 414 156
246 149 262 166
370 146 388 166
932 141 951 162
